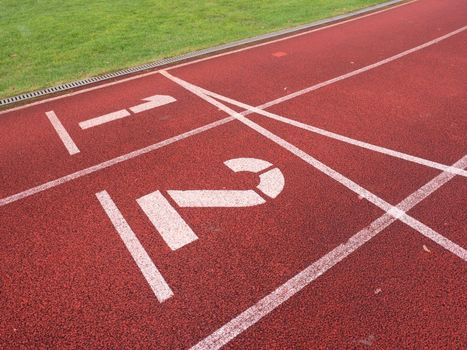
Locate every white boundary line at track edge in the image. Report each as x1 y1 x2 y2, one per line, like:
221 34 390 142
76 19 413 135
0 0 417 116
173 79 467 178
189 154 467 350
162 71 467 261
45 111 80 155
0 117 234 207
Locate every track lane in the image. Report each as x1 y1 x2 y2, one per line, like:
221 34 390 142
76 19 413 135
0 0 465 348
0 121 385 349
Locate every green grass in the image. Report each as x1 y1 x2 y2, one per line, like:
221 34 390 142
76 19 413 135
0 0 385 99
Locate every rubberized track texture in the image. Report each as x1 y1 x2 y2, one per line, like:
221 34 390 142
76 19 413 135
0 0 466 348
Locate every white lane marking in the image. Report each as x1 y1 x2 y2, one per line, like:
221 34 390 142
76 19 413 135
190 155 467 350
2 24 464 206
169 70 467 178
129 95 176 114
79 109 131 129
163 72 467 260
137 190 198 251
0 0 416 117
96 190 173 303
45 111 80 155
168 190 266 208
0 117 234 207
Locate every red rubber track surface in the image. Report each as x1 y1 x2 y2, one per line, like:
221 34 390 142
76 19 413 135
1 0 466 348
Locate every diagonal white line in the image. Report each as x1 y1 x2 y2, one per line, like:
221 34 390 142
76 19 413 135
189 154 467 350
162 71 467 261
172 81 467 178
45 111 80 155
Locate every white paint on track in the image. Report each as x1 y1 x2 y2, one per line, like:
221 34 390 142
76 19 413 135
169 190 266 207
257 168 285 199
137 190 198 251
187 84 467 178
188 153 467 350
224 158 272 173
96 190 174 303
129 95 176 114
45 111 80 155
79 109 131 129
162 71 467 261
168 157 285 206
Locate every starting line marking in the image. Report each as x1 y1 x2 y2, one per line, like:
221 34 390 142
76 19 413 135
2 27 465 207
96 190 174 303
190 154 467 350
45 111 80 155
162 71 467 261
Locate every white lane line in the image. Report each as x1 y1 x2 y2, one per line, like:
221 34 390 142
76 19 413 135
2 24 465 206
255 25 467 111
188 85 467 178
190 155 467 350
79 109 131 129
0 0 416 117
96 190 173 303
163 72 467 260
0 117 234 207
137 190 198 251
45 111 80 155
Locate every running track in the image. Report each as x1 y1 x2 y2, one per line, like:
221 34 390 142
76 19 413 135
1 0 466 348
